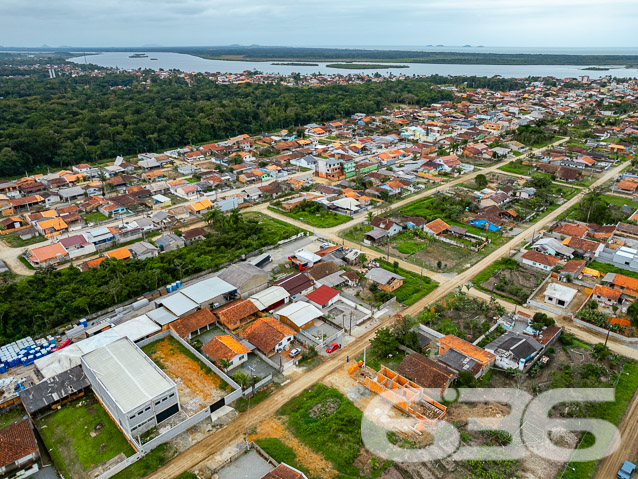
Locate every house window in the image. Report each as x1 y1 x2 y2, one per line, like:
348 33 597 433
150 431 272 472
557 300 566 306
154 401 160 406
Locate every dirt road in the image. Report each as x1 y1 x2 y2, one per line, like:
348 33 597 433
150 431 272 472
146 150 636 479
593 388 638 479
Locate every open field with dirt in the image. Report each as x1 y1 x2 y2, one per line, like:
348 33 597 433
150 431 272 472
142 337 226 415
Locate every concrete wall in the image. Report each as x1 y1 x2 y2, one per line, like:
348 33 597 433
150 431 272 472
572 317 638 344
141 406 211 453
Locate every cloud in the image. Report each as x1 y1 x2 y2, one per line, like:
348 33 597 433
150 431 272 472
0 0 636 48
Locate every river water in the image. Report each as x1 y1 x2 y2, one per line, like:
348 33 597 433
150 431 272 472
68 51 638 79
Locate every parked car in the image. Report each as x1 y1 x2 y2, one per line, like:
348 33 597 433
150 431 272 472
326 343 340 353
618 461 636 479
289 348 301 358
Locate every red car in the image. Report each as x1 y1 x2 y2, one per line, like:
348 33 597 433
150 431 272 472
326 343 341 353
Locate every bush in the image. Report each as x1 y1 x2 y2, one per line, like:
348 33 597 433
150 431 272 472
592 343 611 361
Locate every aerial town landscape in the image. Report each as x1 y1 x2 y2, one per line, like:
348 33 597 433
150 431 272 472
2 3 638 479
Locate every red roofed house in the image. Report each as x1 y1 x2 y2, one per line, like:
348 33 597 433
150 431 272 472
25 242 69 267
202 335 251 370
241 317 296 356
305 285 340 309
212 299 259 331
170 309 217 339
424 218 450 236
0 419 40 477
521 250 560 271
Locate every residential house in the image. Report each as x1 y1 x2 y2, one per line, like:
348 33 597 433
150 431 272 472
241 317 296 356
484 332 543 371
520 250 560 271
273 273 315 297
438 335 495 378
155 233 185 252
182 227 207 244
170 309 217 340
0 419 40 477
563 236 604 258
424 218 450 236
531 238 574 259
174 184 199 200
188 199 214 215
369 216 403 237
58 234 96 258
553 223 589 239
249 286 290 311
202 335 251 370
397 353 457 396
590 284 624 311
602 272 638 299
212 299 259 330
305 284 340 309
365 268 404 292
306 261 341 281
26 242 68 267
276 301 323 332
128 241 159 259
543 282 578 309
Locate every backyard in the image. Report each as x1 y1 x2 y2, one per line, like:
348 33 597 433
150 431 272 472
142 336 228 415
36 394 135 479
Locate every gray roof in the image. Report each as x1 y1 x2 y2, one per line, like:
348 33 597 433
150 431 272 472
484 332 543 361
146 307 178 326
365 268 404 285
438 348 479 373
366 228 388 240
20 365 90 414
58 186 85 198
155 234 183 247
218 263 267 289
533 238 574 257
81 337 175 413
128 241 158 255
180 277 236 304
317 271 348 288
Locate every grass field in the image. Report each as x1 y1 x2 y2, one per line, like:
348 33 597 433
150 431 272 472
37 394 135 479
3 231 47 247
82 211 109 223
268 206 352 228
589 261 638 280
278 384 363 476
111 444 175 479
255 438 311 477
376 259 437 305
244 212 306 237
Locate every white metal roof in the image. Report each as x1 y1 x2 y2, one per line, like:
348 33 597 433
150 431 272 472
276 302 323 327
82 337 175 413
110 315 161 342
249 286 289 310
155 292 198 316
146 307 178 326
180 277 236 305
294 249 321 264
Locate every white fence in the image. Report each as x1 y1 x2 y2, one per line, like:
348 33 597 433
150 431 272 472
243 374 274 397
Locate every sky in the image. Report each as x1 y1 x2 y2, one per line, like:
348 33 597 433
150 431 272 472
1 0 637 49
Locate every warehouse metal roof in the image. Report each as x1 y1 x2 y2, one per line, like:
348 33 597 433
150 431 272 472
81 337 175 413
155 292 199 316
180 277 236 304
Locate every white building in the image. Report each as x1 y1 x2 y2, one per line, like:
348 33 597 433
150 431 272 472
81 337 179 438
543 283 578 309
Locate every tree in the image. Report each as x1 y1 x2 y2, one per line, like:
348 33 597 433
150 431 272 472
457 371 476 387
627 301 638 328
436 260 442 270
475 174 488 189
370 328 400 359
367 211 374 223
592 343 611 361
392 260 399 273
358 253 367 264
219 358 231 372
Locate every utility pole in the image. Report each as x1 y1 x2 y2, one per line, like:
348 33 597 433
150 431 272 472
420 268 423 289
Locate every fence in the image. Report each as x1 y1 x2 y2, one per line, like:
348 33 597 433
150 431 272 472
243 374 274 397
141 406 211 452
418 324 444 340
253 349 284 371
527 300 564 317
376 296 397 312
95 452 146 479
572 317 638 344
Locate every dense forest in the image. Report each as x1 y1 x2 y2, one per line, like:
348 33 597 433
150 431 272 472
0 74 462 177
0 214 301 343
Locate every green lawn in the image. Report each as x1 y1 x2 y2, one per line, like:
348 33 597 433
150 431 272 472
82 212 108 223
588 261 638 280
278 384 363 476
268 206 352 228
498 160 535 176
244 212 307 237
376 259 437 305
111 444 174 479
0 407 27 429
3 231 47 247
472 257 519 286
340 224 373 243
37 395 135 478
565 361 638 479
255 438 310 477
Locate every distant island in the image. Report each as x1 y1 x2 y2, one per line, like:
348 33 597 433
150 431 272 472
129 53 148 58
582 66 610 71
271 62 319 66
326 63 409 69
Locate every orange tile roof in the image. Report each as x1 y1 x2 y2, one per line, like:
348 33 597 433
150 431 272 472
553 223 588 238
610 273 638 292
202 334 250 362
213 299 259 327
170 309 217 338
0 419 39 469
104 247 132 260
83 257 107 269
241 317 295 354
425 218 450 235
439 335 495 364
521 250 560 267
592 284 621 301
28 243 68 263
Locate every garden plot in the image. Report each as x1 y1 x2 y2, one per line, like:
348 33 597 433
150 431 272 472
142 336 227 415
35 394 135 479
391 235 476 273
480 264 547 304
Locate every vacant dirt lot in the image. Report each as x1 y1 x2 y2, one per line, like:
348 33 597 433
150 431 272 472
249 417 337 479
481 266 546 303
145 337 226 415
